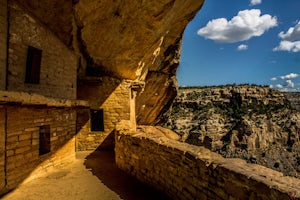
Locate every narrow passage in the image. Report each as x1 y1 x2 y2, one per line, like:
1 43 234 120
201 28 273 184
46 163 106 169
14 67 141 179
2 151 169 200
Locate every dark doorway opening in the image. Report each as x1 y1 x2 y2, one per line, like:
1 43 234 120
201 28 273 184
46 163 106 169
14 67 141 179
39 125 51 156
90 109 104 132
25 46 42 84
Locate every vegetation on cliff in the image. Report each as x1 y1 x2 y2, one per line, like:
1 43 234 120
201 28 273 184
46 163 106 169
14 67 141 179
163 85 300 177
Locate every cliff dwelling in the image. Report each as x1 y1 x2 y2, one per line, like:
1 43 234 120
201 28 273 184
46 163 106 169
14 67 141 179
0 0 300 199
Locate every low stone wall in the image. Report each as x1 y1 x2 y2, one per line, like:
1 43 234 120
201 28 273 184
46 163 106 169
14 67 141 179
115 128 300 200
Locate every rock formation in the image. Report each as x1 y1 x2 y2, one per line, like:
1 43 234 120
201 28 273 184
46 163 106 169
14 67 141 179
285 92 300 111
164 85 300 177
13 0 204 124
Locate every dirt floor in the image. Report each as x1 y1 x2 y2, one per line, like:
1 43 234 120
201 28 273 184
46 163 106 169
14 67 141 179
1 151 170 200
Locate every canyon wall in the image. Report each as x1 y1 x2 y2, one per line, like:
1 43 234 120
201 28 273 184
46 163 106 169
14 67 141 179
164 85 300 177
285 92 300 111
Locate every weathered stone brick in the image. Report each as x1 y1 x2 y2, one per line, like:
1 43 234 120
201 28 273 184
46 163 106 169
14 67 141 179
24 127 39 132
18 133 32 141
7 136 18 143
33 118 44 123
6 150 15 157
31 139 39 146
15 146 31 154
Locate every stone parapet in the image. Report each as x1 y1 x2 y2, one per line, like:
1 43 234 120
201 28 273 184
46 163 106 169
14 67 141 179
115 127 300 200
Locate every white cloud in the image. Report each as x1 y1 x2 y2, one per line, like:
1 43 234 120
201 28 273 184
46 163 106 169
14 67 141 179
270 77 277 81
271 73 300 91
250 0 262 6
286 80 295 88
274 22 300 52
273 40 300 52
278 22 300 41
197 9 277 43
237 44 248 51
280 73 299 80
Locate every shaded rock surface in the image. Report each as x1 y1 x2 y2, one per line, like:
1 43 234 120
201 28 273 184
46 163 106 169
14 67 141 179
164 85 300 178
15 0 73 46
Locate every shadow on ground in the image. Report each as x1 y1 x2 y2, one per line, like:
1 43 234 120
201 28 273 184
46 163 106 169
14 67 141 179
84 149 171 200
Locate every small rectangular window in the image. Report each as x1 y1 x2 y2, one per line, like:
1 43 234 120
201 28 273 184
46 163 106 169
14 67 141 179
25 46 42 84
90 109 104 132
39 125 50 155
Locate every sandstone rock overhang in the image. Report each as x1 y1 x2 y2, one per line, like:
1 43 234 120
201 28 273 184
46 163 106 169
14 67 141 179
74 0 204 80
15 0 205 124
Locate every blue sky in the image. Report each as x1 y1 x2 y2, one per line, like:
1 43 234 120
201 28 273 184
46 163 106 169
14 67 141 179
178 0 300 91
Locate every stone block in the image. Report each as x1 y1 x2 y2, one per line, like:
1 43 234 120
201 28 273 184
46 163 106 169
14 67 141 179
33 118 44 123
7 136 18 143
18 133 32 141
6 150 15 157
15 146 31 154
24 127 39 132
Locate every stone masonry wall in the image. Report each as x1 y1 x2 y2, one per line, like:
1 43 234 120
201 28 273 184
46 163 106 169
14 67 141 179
7 1 77 99
0 0 7 90
0 106 5 191
0 105 76 194
76 78 131 150
115 128 300 200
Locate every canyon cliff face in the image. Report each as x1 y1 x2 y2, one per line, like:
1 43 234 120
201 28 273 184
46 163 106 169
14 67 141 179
14 0 204 124
285 92 300 112
164 85 300 177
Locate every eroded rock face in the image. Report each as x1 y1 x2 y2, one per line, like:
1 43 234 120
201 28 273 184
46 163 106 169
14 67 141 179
136 71 178 124
285 92 300 111
74 0 203 80
164 85 300 177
